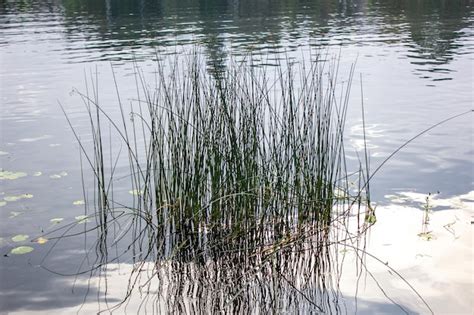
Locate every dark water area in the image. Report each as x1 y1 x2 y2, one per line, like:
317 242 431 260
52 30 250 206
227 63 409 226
0 0 473 313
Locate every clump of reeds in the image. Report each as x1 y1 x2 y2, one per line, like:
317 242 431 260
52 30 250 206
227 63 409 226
59 52 372 313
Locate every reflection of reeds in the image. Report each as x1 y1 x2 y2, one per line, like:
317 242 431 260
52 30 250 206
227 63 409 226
63 54 372 313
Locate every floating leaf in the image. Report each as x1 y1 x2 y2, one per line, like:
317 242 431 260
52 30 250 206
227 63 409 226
10 246 34 255
11 234 29 242
50 218 64 224
0 201 6 207
75 215 91 223
49 174 61 179
4 194 33 202
33 237 48 245
33 171 42 177
73 200 85 205
129 189 143 196
365 214 377 224
0 171 27 180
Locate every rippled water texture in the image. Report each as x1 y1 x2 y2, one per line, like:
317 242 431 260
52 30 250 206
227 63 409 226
0 0 473 313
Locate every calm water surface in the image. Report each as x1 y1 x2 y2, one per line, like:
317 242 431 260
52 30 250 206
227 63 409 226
0 0 473 313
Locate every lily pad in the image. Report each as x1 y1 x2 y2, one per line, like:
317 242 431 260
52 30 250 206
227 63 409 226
73 200 85 205
50 218 64 224
11 234 29 242
10 246 34 255
75 215 91 224
0 171 27 180
33 237 48 245
4 194 33 202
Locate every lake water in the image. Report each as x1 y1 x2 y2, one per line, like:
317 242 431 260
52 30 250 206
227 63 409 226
1 0 473 313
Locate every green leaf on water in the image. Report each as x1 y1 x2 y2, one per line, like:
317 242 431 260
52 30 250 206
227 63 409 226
0 201 6 207
10 246 34 255
33 237 48 245
73 200 85 205
0 171 27 180
11 234 29 242
365 214 377 225
75 215 91 223
4 194 33 202
50 218 64 224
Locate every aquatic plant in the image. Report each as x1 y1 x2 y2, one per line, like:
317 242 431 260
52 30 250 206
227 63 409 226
53 53 374 313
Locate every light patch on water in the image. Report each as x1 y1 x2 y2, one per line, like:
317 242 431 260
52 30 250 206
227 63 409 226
338 190 472 314
0 201 6 207
18 135 52 142
0 151 9 156
4 194 33 202
50 171 68 179
391 191 472 209
9 211 22 218
129 189 144 196
350 138 378 151
349 123 386 153
0 170 27 180
33 171 42 177
350 123 385 138
458 191 474 201
49 143 61 147
73 200 85 205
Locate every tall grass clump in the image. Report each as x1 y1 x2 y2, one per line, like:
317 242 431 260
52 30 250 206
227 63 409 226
61 53 372 313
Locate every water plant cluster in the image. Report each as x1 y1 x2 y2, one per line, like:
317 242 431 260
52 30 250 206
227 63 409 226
60 54 372 313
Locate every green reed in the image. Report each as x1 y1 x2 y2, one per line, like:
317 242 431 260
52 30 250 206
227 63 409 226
62 53 372 313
